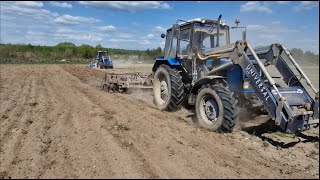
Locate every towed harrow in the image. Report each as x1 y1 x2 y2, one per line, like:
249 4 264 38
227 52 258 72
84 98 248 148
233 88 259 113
100 72 153 93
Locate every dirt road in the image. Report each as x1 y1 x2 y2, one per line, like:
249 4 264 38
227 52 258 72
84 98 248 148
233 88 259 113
0 64 318 178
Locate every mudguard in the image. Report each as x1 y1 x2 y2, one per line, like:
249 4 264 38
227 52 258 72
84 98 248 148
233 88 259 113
152 58 181 72
191 76 226 93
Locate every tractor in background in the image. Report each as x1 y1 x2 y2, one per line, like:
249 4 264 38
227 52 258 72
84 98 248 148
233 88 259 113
96 50 113 69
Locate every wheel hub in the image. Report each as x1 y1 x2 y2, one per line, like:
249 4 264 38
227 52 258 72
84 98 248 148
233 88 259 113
160 78 168 100
203 98 218 123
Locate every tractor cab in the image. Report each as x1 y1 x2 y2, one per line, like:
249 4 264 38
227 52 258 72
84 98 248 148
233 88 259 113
96 51 109 61
156 17 232 84
161 17 230 59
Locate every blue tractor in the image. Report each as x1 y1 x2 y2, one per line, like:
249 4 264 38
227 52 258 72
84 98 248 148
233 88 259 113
152 15 319 133
96 51 113 69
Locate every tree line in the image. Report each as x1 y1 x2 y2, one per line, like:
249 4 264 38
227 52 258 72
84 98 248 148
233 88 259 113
288 48 319 65
0 42 163 64
0 42 318 65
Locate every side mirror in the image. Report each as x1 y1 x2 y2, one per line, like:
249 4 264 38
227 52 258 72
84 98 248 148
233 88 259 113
161 33 166 38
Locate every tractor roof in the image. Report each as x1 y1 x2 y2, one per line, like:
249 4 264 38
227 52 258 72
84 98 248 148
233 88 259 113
180 18 218 25
165 17 228 32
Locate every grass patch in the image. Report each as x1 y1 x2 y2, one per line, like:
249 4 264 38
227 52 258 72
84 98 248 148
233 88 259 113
112 122 130 131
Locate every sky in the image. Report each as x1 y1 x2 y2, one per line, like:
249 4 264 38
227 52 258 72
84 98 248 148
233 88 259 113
0 1 319 54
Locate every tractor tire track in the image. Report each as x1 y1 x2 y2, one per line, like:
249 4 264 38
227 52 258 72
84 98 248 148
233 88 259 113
31 65 156 178
0 69 34 140
0 67 40 178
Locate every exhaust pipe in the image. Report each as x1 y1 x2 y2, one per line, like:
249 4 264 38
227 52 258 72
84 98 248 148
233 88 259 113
216 14 222 47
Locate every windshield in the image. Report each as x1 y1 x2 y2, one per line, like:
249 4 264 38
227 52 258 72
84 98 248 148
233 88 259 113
98 52 107 58
193 24 227 52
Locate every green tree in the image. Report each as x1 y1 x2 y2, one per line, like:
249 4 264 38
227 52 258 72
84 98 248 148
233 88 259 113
95 44 103 51
56 42 76 48
78 44 94 59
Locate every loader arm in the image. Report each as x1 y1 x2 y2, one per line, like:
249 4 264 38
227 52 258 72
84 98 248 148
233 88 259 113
199 40 319 133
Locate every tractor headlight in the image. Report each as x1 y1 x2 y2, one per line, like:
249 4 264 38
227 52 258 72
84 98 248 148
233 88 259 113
243 81 251 90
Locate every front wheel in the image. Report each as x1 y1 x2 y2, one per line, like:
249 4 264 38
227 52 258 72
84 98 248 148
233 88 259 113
195 84 239 132
153 64 184 111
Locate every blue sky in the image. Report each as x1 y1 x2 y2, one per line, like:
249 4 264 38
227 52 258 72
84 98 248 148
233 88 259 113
0 1 319 53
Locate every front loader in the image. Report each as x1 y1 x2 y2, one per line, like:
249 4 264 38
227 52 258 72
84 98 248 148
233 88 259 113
151 15 319 133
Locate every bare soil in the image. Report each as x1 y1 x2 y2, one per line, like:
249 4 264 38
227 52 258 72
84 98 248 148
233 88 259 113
0 64 318 179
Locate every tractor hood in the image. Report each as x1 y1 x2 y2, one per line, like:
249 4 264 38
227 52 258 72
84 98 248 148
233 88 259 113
102 57 110 61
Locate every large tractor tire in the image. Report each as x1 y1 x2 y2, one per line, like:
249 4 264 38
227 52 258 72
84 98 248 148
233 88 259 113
97 62 104 69
195 83 238 132
153 64 184 112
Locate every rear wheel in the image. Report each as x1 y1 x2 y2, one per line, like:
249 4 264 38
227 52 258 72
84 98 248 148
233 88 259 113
153 64 184 111
195 84 238 132
97 62 103 69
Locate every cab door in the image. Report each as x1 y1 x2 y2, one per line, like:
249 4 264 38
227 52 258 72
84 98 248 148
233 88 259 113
164 24 180 58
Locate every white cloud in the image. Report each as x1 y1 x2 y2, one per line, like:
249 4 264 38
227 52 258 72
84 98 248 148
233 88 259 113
78 1 171 12
242 21 317 53
152 26 167 33
109 38 137 43
275 1 290 5
1 1 58 20
247 23 298 34
1 1 317 53
240 1 272 13
294 1 319 11
159 40 165 48
118 33 134 38
146 33 155 38
49 1 72 9
247 25 266 32
140 40 152 45
109 38 153 46
298 38 318 43
1 1 100 26
245 24 300 52
258 34 277 39
271 21 280 25
55 28 74 33
53 15 101 25
0 2 168 51
15 1 44 8
53 29 105 42
63 34 103 42
26 30 47 36
97 25 116 31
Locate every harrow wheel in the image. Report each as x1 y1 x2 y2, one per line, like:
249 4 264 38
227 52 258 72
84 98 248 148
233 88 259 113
195 83 239 132
153 64 184 111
